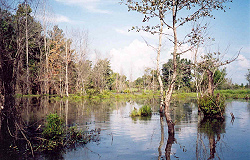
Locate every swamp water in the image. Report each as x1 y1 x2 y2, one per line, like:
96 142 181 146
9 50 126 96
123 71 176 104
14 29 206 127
1 97 250 160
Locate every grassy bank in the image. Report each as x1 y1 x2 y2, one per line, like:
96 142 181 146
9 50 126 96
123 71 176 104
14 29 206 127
15 89 250 102
215 89 250 99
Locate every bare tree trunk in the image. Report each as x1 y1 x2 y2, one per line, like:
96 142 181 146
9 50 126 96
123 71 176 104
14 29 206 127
65 40 69 97
207 69 214 96
157 14 164 114
59 66 62 97
164 1 178 135
194 45 199 99
43 12 48 95
25 1 29 95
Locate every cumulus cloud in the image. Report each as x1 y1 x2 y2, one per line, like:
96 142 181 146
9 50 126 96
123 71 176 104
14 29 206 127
55 14 71 23
222 54 249 84
55 0 112 13
35 13 74 23
115 27 173 40
109 39 156 80
238 54 250 69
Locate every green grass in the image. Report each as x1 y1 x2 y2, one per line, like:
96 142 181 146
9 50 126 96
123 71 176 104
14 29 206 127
15 89 250 103
130 105 152 117
215 89 250 99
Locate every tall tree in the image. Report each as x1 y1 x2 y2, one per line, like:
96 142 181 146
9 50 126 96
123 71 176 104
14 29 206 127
245 69 250 86
122 0 232 134
71 29 91 95
48 25 66 95
0 7 24 154
14 3 43 94
162 57 191 91
90 58 113 91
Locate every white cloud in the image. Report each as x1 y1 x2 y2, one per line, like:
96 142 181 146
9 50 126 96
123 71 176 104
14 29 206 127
55 0 112 13
35 13 73 23
223 54 249 84
115 28 131 36
109 39 156 80
238 54 250 69
115 26 173 40
55 14 71 23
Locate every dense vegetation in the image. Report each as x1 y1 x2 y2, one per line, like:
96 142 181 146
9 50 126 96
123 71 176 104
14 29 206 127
0 3 249 100
0 1 249 159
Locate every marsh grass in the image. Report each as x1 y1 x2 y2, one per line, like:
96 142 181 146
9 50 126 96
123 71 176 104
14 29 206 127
130 105 152 117
16 89 250 103
215 89 250 99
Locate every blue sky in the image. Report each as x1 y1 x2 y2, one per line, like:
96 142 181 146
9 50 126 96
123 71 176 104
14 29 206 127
40 0 250 84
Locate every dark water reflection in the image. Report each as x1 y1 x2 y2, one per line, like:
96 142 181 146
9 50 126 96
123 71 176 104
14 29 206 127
1 97 250 160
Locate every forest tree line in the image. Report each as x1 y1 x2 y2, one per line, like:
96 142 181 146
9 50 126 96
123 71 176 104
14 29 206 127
0 2 246 98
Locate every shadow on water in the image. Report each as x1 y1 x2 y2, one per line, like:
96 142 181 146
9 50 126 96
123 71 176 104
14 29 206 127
0 96 66 160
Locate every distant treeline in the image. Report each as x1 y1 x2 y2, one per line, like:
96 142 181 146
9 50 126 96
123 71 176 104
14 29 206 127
0 3 248 97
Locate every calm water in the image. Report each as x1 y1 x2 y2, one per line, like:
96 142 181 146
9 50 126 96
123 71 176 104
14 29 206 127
13 98 250 159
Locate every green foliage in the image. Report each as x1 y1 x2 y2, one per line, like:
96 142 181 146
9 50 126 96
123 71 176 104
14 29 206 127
162 57 191 89
67 126 87 144
130 105 152 117
86 89 100 98
122 89 130 93
215 89 250 99
42 113 65 150
198 94 225 117
38 113 101 151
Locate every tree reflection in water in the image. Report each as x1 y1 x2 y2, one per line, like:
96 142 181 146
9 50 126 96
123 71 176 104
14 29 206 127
158 116 164 160
158 114 176 160
197 114 225 160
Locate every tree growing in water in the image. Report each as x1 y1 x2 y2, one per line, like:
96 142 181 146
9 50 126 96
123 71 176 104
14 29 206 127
121 0 232 135
195 51 239 117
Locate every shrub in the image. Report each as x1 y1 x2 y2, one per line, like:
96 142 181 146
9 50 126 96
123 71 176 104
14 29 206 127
36 114 101 152
130 109 139 117
86 89 100 98
198 94 225 118
42 113 65 150
130 105 152 117
139 105 152 116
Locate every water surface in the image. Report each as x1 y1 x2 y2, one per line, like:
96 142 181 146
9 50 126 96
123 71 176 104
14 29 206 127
13 98 250 159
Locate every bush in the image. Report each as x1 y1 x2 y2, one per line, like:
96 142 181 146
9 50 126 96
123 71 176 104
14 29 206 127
130 105 152 117
86 89 100 98
198 94 225 118
39 114 101 151
42 113 65 150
